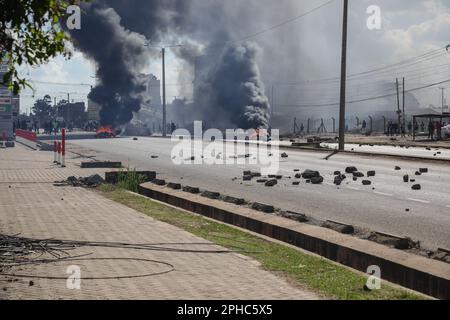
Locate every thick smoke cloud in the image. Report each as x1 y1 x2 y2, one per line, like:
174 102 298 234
68 2 150 127
196 42 270 129
63 0 442 133
68 1 187 127
67 0 271 129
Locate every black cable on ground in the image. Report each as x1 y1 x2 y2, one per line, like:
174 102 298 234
0 257 175 280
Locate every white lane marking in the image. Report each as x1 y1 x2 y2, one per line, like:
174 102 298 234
446 205 450 208
408 198 430 204
324 182 335 186
374 191 393 197
347 186 361 191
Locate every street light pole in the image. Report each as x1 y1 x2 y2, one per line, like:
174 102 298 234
440 87 445 114
162 47 167 137
144 43 182 137
338 0 349 151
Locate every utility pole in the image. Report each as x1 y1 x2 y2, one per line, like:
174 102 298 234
440 87 445 114
402 77 405 135
338 0 348 151
144 43 182 137
162 47 167 137
396 78 401 132
271 85 275 127
67 93 71 126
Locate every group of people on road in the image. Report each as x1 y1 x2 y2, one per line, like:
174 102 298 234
428 121 445 141
386 121 401 136
386 120 446 141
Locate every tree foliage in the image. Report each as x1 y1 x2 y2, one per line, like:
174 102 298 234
32 94 54 122
0 0 79 94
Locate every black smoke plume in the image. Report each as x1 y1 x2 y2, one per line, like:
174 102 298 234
67 0 187 128
200 42 270 129
68 2 150 127
67 0 271 129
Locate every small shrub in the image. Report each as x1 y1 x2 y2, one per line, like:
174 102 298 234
117 168 146 192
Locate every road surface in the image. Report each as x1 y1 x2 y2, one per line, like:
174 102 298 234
70 137 450 251
322 143 450 160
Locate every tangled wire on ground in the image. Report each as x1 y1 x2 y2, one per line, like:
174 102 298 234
0 234 260 281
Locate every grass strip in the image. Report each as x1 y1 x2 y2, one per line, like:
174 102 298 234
98 184 425 300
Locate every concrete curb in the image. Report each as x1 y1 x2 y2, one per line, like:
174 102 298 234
137 182 450 299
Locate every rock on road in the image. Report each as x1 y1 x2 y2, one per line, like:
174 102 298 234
69 137 450 250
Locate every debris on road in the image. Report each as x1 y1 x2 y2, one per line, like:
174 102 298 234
395 166 401 171
302 170 320 179
368 232 416 250
411 184 422 190
265 179 278 187
280 211 308 223
167 182 182 190
182 186 200 194
362 180 372 186
310 176 324 184
323 220 354 234
58 174 105 188
353 171 365 178
431 248 450 263
345 166 358 174
201 191 221 200
223 196 246 205
81 161 122 169
367 171 376 177
403 175 409 183
334 174 346 186
281 152 289 158
252 202 275 214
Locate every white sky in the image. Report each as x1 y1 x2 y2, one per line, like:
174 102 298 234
18 0 450 114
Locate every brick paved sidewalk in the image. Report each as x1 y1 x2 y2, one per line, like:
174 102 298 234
0 145 320 300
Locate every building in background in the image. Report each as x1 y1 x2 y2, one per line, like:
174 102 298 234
58 102 87 128
0 58 15 145
87 98 101 121
126 74 163 135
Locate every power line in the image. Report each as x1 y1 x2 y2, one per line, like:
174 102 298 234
230 0 336 43
278 78 450 108
29 80 94 87
268 47 448 86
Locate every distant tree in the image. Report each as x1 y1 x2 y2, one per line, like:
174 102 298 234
0 0 82 94
32 94 54 123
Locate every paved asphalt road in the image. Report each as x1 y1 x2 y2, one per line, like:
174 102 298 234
70 137 450 251
322 143 450 160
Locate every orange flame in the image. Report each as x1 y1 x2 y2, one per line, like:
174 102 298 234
96 126 116 137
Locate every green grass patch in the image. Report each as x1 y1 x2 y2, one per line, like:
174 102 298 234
116 168 147 193
98 185 426 300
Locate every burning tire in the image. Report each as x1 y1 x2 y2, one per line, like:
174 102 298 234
96 126 116 139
